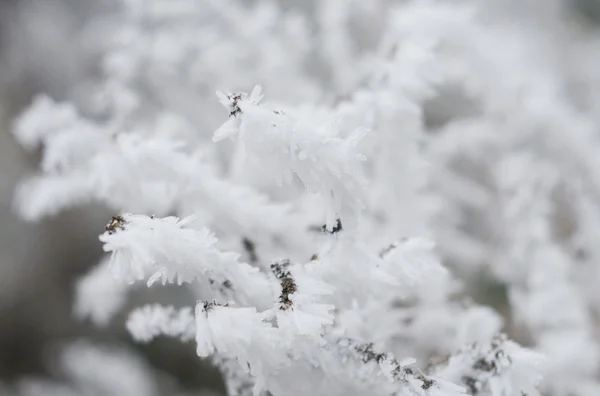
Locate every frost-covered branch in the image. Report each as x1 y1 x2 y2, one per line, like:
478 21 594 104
214 86 368 231
99 213 274 308
433 334 545 396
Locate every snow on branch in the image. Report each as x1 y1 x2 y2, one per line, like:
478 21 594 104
13 97 303 258
330 337 467 396
433 334 545 396
214 86 368 231
99 213 274 308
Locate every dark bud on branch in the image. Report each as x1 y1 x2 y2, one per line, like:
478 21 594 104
228 93 244 117
105 215 127 234
321 218 343 234
270 260 297 310
200 300 229 313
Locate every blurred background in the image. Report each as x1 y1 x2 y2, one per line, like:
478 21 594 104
0 1 224 393
1 0 600 395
